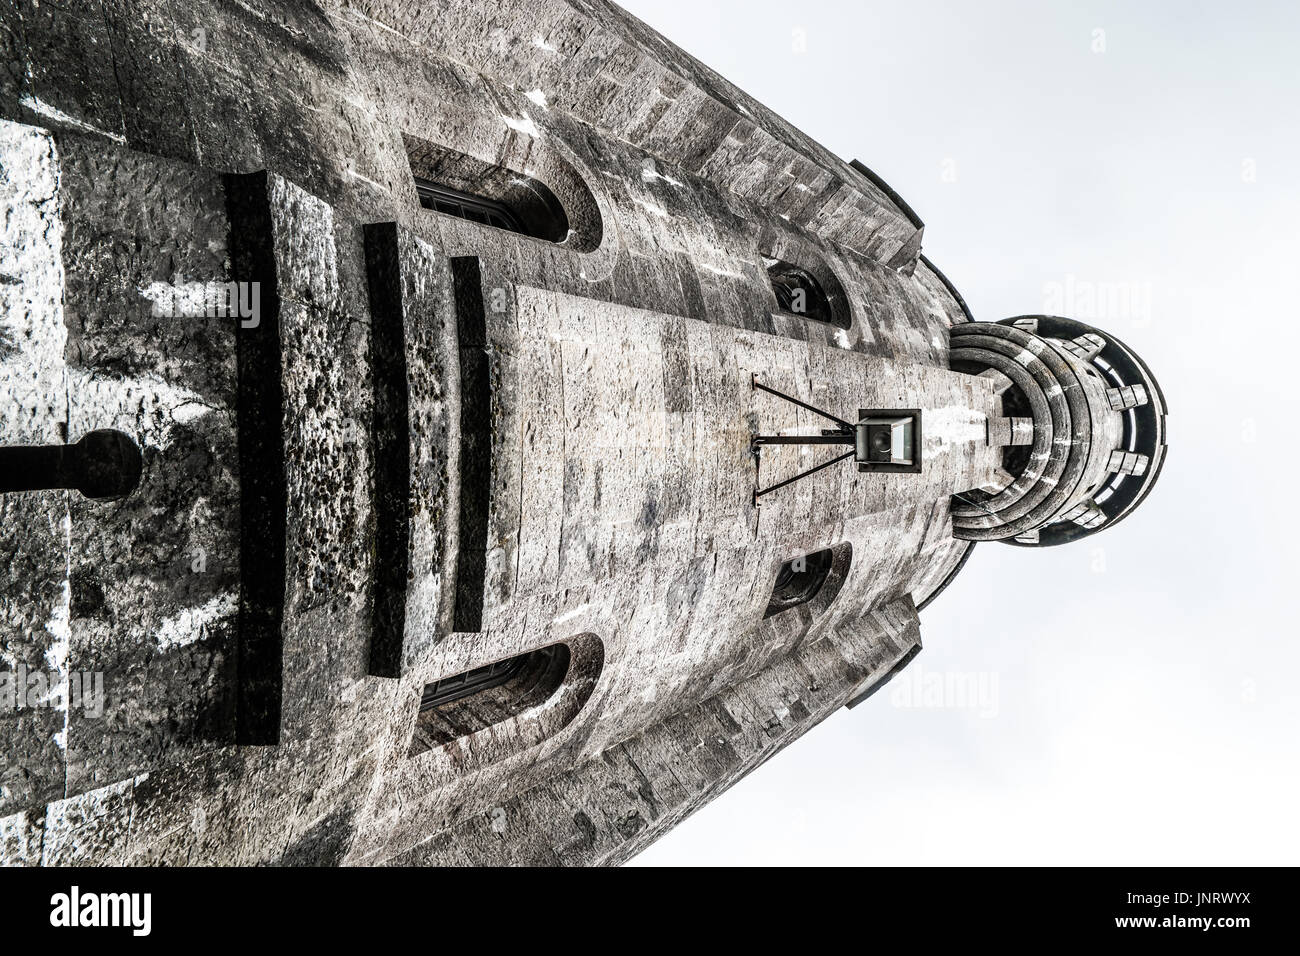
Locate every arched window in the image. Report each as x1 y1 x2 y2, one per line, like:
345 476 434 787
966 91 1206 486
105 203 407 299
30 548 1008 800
765 548 834 618
412 644 570 754
408 634 605 761
765 257 835 324
414 178 527 234
404 132 602 250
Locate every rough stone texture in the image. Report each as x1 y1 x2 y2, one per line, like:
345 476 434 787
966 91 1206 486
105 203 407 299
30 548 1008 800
0 0 1164 865
385 595 920 866
60 136 241 798
1 120 70 812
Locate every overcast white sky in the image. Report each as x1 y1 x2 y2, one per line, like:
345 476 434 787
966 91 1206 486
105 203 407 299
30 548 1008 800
621 0 1300 865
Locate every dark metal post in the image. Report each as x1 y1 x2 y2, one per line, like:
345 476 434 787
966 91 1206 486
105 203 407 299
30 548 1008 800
754 450 855 500
0 429 142 499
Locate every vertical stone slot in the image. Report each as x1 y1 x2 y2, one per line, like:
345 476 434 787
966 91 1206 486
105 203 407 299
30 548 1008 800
364 224 412 677
225 172 286 746
451 257 490 633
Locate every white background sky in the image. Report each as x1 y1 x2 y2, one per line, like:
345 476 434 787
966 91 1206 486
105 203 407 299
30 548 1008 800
620 0 1300 865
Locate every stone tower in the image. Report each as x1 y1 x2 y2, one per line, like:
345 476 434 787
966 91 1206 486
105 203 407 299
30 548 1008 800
0 0 1166 865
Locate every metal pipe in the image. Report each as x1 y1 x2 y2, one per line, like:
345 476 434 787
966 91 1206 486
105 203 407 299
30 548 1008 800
752 377 854 430
753 433 854 446
754 450 855 500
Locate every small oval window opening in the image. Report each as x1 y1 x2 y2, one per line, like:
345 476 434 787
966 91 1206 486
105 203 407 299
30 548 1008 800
765 257 834 324
765 548 834 618
408 634 604 764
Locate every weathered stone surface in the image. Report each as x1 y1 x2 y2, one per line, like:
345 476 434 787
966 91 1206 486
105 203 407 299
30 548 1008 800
1 120 70 813
59 137 240 799
0 0 1165 865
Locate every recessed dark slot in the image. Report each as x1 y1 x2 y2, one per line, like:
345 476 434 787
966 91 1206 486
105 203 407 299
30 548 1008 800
226 169 287 746
451 257 490 634
404 132 602 250
415 178 527 236
364 222 413 678
998 382 1033 478
765 548 834 618
0 429 142 500
411 643 572 755
420 655 530 711
766 258 834 324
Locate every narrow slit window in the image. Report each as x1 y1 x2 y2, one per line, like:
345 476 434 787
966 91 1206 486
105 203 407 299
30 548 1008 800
419 654 531 711
414 178 527 235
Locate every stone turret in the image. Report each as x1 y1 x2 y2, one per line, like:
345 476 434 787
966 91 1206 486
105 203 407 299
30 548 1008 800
950 315 1168 546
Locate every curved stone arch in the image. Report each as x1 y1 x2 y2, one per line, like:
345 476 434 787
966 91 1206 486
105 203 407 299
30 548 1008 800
950 342 1057 493
989 330 1095 533
399 127 617 270
406 632 605 772
1040 336 1124 514
754 223 855 332
914 540 977 612
951 332 1075 528
997 316 1169 547
807 541 855 618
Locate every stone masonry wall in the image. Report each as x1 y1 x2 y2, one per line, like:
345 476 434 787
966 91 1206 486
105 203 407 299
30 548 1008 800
1 0 999 865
